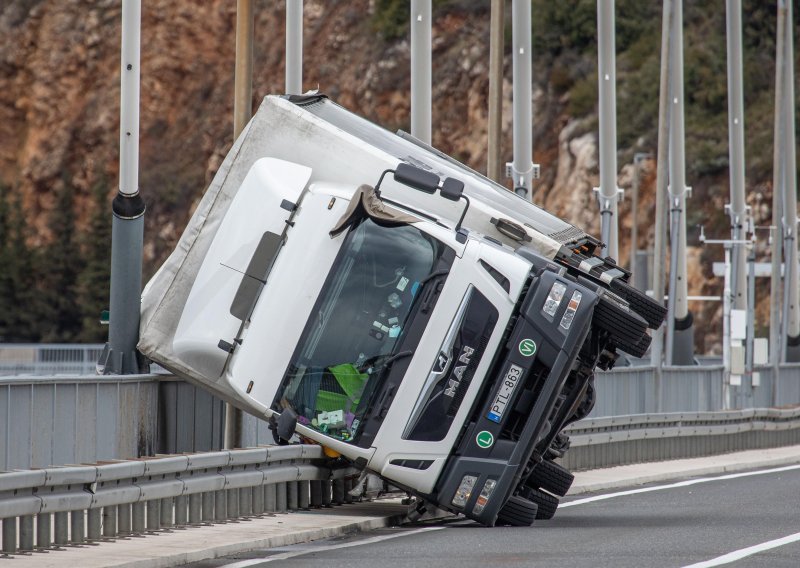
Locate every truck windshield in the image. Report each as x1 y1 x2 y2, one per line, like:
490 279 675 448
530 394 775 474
274 218 450 443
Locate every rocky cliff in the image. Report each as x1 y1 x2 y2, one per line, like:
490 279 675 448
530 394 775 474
0 0 790 350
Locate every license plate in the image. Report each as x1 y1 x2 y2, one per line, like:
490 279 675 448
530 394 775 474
487 363 524 423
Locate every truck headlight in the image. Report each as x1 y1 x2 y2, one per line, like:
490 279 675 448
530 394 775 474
471 478 497 515
543 281 567 317
451 474 478 508
559 290 583 330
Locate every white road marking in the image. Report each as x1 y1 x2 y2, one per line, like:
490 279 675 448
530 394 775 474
560 463 800 508
218 526 445 567
680 531 800 567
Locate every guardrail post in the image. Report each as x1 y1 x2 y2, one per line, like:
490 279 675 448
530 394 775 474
103 506 118 538
87 509 102 540
189 494 202 524
332 479 345 505
146 500 160 531
2 517 17 553
344 478 354 503
37 513 51 548
19 515 34 551
239 487 253 517
54 511 68 545
265 484 277 513
287 481 298 510
322 480 332 507
214 490 226 521
310 480 323 508
70 509 85 543
160 497 173 528
252 485 265 515
226 489 239 518
132 502 145 533
276 482 287 513
175 495 188 526
202 492 214 522
119 503 133 534
299 480 310 509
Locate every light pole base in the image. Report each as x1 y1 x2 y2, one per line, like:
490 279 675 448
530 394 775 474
786 334 800 363
671 312 695 366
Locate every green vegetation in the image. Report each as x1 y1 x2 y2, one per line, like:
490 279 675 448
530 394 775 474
0 182 110 343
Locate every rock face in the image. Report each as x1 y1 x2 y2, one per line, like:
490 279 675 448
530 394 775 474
0 0 598 262
1 0 761 352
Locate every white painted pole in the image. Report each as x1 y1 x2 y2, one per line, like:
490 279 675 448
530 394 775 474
770 0 786 375
781 0 800 360
725 0 749 312
651 0 674 410
665 0 693 365
286 0 303 94
722 245 732 410
511 0 533 199
410 0 432 144
596 0 620 260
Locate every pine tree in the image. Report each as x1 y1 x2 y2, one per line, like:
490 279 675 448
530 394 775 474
37 180 84 342
77 182 112 342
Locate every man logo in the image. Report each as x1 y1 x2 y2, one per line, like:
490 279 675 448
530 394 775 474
434 352 449 374
444 345 474 397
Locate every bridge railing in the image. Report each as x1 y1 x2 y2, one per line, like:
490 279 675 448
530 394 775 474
0 445 360 554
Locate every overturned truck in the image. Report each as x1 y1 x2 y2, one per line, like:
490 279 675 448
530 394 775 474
139 95 666 526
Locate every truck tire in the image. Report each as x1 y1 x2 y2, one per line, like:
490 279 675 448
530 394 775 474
609 279 667 330
594 294 648 346
526 460 574 497
524 487 559 520
496 495 538 527
618 331 652 358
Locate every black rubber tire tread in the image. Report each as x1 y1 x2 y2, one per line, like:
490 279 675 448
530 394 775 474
609 279 667 329
526 487 559 520
496 495 538 527
617 331 652 358
526 460 574 497
594 295 648 345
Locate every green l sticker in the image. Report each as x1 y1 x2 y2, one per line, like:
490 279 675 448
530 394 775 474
519 338 537 357
476 430 494 449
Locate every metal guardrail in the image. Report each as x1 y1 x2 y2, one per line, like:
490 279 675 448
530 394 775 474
562 406 800 471
0 445 361 554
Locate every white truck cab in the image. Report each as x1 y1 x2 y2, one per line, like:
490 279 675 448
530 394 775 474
140 95 665 526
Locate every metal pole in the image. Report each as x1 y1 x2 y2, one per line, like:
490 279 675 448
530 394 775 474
411 0 432 144
511 0 534 199
781 0 800 361
487 0 504 182
665 0 693 365
770 0 786 378
631 153 649 282
651 0 675 407
722 245 732 410
596 0 620 260
104 0 146 375
286 0 303 95
746 241 756 380
226 0 255 451
725 0 748 312
234 0 254 138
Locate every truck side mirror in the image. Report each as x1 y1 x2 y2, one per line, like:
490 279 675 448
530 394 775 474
276 407 298 444
393 163 440 194
440 177 464 201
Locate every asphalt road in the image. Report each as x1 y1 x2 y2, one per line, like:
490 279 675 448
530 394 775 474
190 464 800 568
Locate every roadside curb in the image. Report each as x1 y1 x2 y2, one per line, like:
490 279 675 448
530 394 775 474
568 445 800 495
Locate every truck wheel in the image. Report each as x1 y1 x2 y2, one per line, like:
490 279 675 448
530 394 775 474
609 279 667 329
524 487 559 520
594 294 648 346
526 460 574 497
618 331 652 358
496 495 538 527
